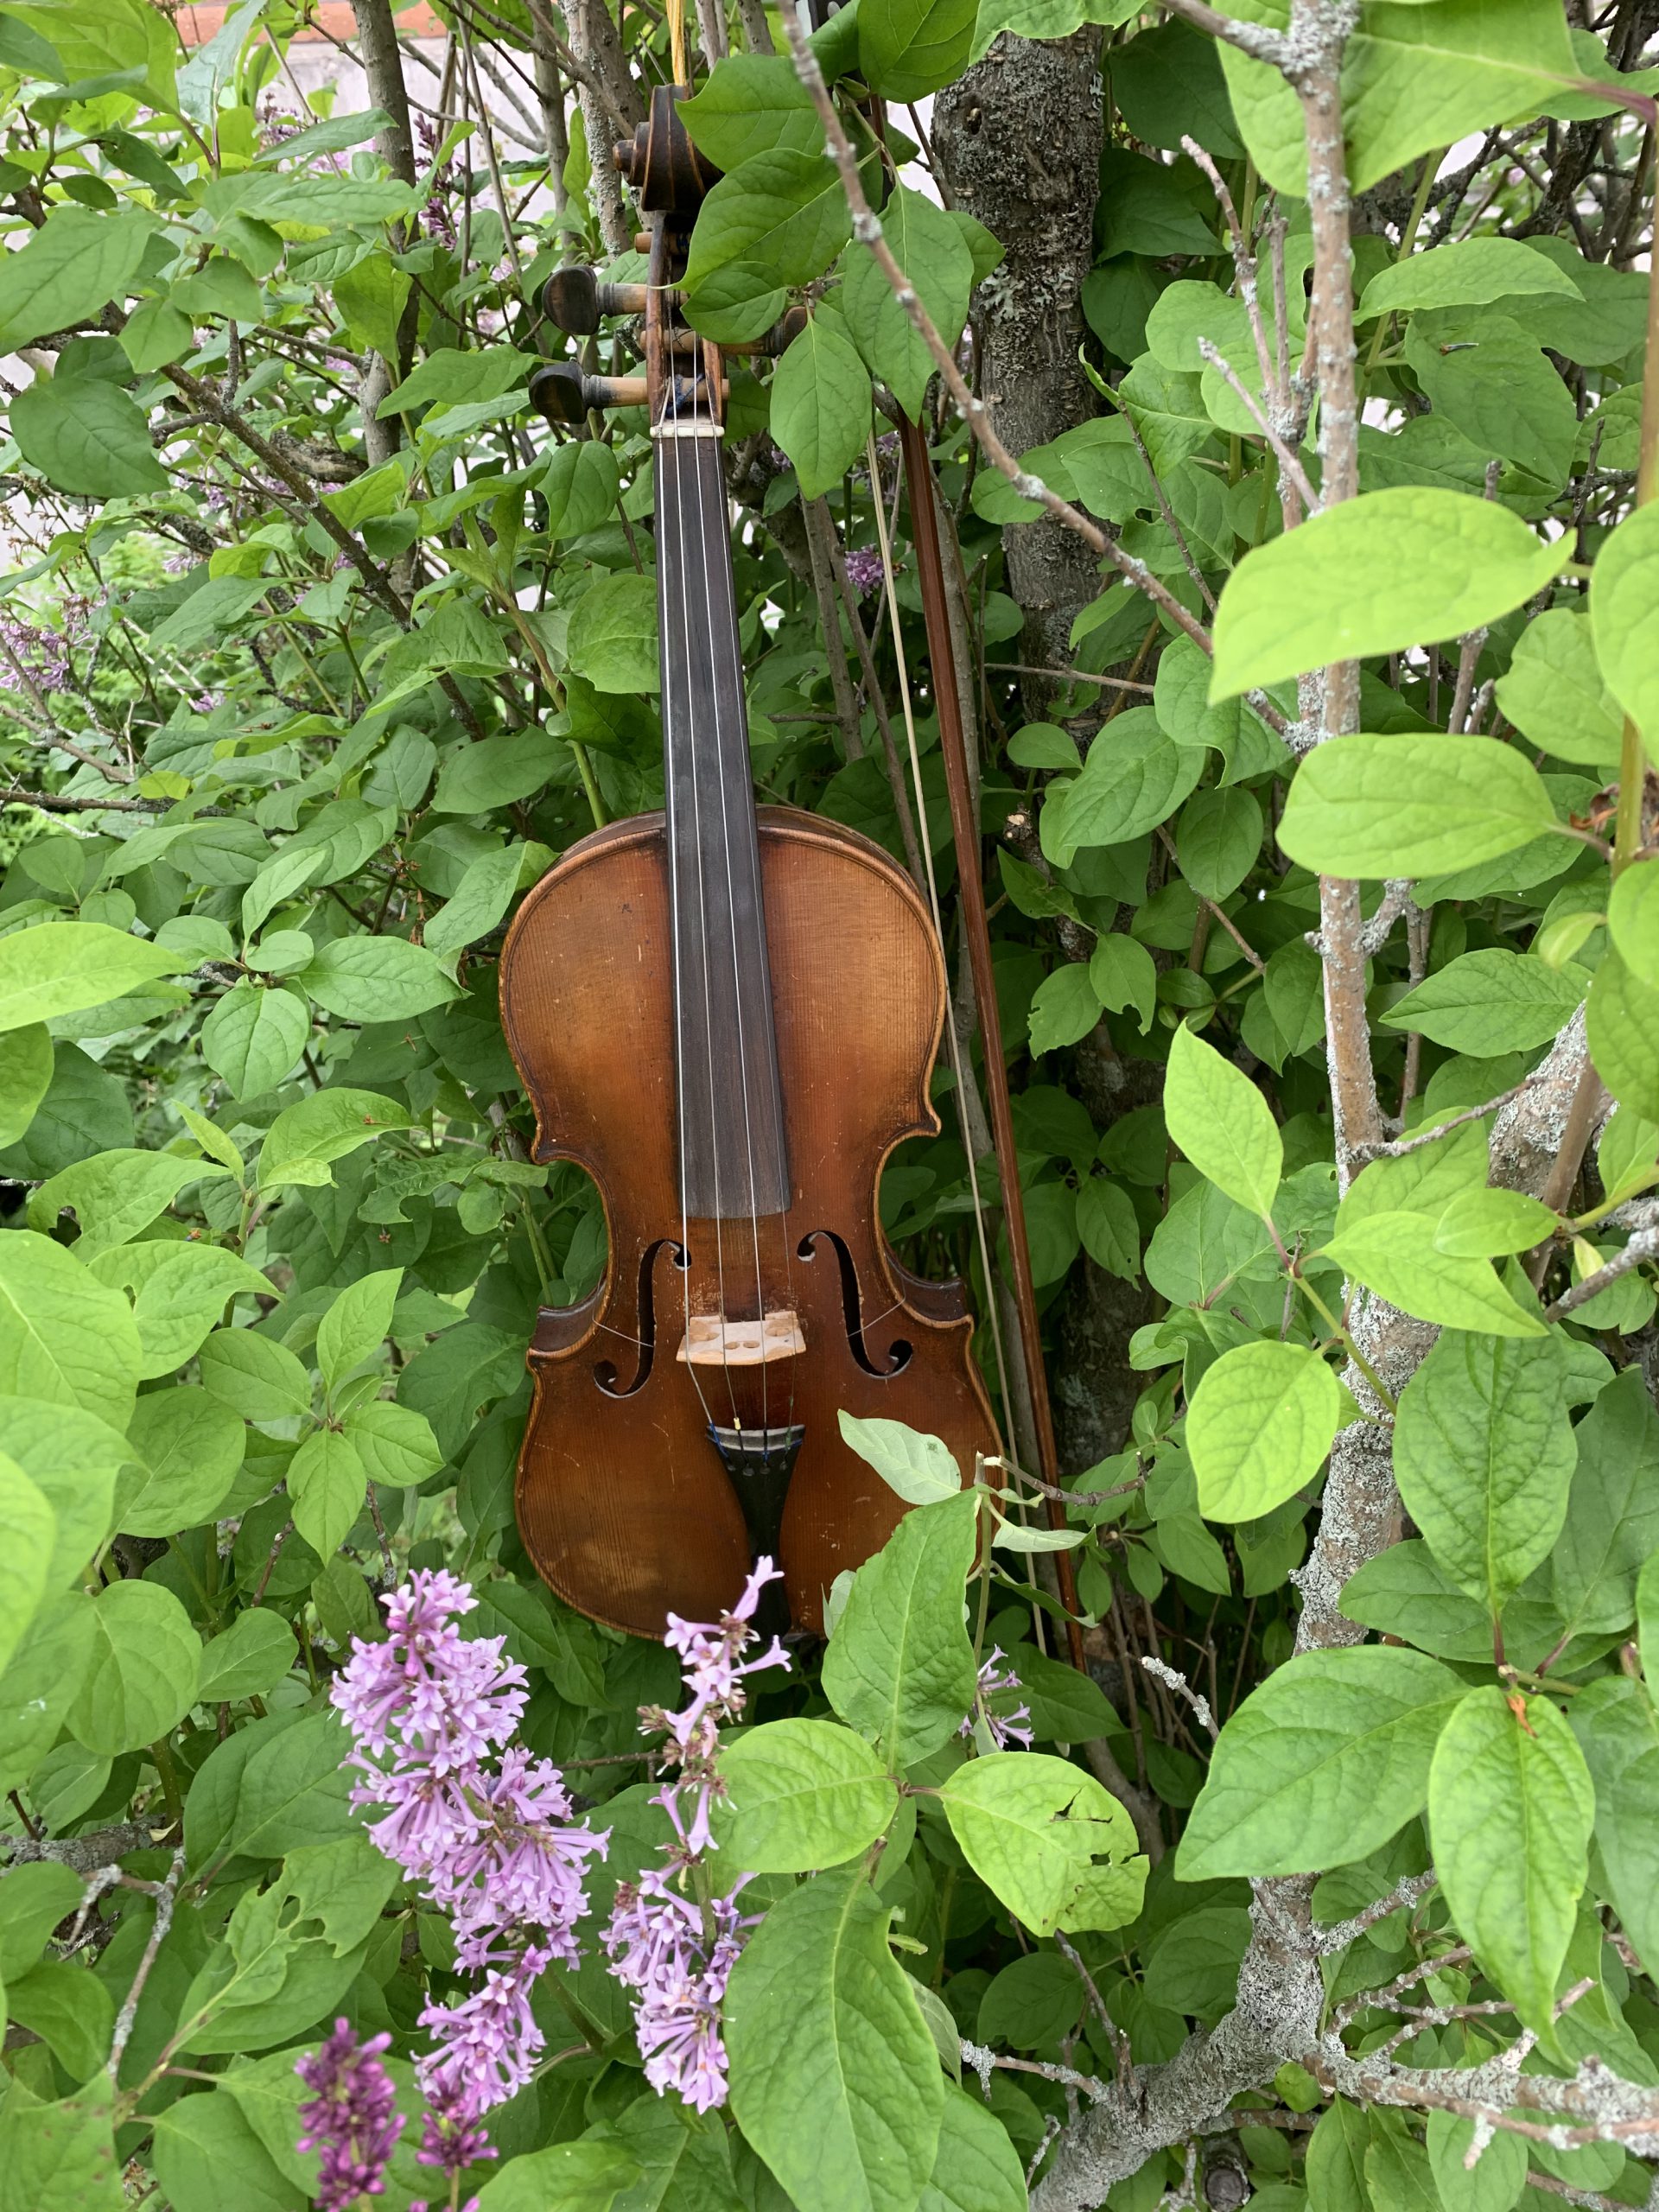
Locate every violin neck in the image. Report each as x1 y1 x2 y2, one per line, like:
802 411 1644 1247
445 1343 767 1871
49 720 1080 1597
654 421 791 1223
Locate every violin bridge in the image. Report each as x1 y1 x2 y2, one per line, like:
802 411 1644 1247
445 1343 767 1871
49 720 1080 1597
677 1310 805 1366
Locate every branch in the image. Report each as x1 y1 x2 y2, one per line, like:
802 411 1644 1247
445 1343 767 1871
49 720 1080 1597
777 8 1216 660
2 1821 174 1872
1544 1228 1659 1322
1312 1869 1438 1955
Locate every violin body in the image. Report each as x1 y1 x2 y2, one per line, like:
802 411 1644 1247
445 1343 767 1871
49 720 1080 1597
500 804 997 1639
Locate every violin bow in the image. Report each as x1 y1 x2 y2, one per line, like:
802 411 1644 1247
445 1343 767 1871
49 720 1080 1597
896 417 1090 1675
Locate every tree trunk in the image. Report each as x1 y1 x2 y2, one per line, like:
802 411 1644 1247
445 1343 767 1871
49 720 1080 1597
932 30 1104 680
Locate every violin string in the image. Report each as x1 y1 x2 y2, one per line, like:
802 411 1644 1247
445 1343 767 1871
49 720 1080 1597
659 340 717 1440
689 397 771 1446
670 353 739 1431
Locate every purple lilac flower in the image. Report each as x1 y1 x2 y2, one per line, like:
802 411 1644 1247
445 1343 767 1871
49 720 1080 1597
330 1572 607 2169
842 546 885 598
605 1870 757 2113
603 1557 787 2112
960 1646 1033 1752
295 2018 405 2211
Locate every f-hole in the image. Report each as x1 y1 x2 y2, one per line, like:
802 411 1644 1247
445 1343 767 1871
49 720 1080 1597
797 1230 912 1378
594 1236 677 1397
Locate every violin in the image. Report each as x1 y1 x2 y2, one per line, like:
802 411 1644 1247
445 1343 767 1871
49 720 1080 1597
498 89 998 1643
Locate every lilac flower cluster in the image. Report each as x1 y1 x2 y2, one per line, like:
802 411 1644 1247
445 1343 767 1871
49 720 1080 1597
601 1558 789 2112
842 546 885 598
296 2019 404 2211
414 117 460 250
0 602 85 695
961 1646 1033 1751
331 1572 607 2183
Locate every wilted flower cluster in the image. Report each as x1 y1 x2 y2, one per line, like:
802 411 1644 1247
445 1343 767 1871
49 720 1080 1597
331 1572 607 2179
295 2018 404 2210
961 1646 1033 1751
602 1556 789 2111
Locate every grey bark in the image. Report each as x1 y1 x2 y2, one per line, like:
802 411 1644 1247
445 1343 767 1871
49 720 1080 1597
932 30 1104 683
353 0 419 469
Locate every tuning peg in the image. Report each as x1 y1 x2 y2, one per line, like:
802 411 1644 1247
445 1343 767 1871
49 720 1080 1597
527 363 649 423
539 265 650 336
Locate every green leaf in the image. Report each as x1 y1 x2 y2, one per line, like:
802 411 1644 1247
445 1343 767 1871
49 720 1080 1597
1393 1329 1573 1615
1365 2126 1440 2212
681 53 823 170
1404 315 1577 489
199 1326 313 1422
1320 1212 1546 1337
842 185 973 423
216 1711 358 1862
1591 499 1659 758
1426 2108 1528 2212
1027 964 1101 1057
1039 709 1204 868
1549 1368 1659 1639
11 372 166 497
538 438 620 542
317 1267 403 1391
151 2087 306 2212
345 1399 444 1487
1587 949 1659 1121
1492 607 1624 771
1280 732 1558 880
859 0 976 99
938 1751 1139 1936
1089 934 1156 1033
1076 1177 1140 1281
257 1087 411 1192
1177 786 1262 900
429 729 550 814
118 1384 245 1535
918 2084 1027 2212
1428 1686 1592 2038
684 148 852 295
726 1867 944 2212
0 2074 124 2212
0 1230 141 1430
201 980 311 1099
0 1592 94 1794
836 1412 962 1505
298 936 457 1023
67 1578 200 1755
287 1427 368 1556
197 1608 296 1703
107 1243 272 1379
822 1489 979 1765
8 1957 114 2080
0 1021 52 1148
566 570 660 695
714 1717 898 1872
1306 2101 1371 2212
423 846 528 959
1357 237 1579 320
1165 1022 1281 1217
1179 1645 1465 1880
770 318 872 500
1210 489 1560 702
1188 1340 1340 1522
1 1397 123 1588
333 250 410 363
1432 1185 1557 1261
0 1455 54 1677
1609 858 1659 990
31 1146 215 1258
475 2141 644 2212
0 205 154 352
1569 1675 1659 1977
1382 950 1586 1054
0 920 187 1034
1217 0 1577 200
